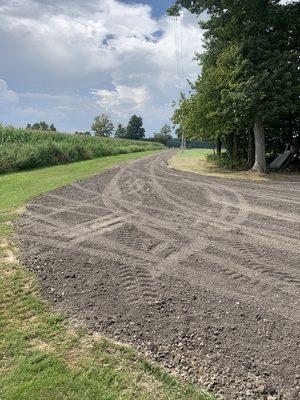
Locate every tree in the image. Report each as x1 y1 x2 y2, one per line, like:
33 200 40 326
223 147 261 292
126 115 145 140
26 121 56 131
39 121 49 130
234 2 299 171
91 114 114 137
173 43 244 163
175 127 182 139
169 0 300 172
31 122 41 130
115 123 127 138
154 124 173 145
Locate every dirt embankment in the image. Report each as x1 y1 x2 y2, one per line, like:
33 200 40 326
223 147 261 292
18 151 300 400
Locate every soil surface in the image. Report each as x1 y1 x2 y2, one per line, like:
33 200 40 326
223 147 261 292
18 151 300 400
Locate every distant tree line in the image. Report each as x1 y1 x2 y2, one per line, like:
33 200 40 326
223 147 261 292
26 122 56 131
153 124 173 146
91 114 214 148
169 0 300 171
91 113 145 140
25 116 214 149
167 138 213 149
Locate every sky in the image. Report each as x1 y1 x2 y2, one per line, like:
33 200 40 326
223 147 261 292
123 0 175 17
0 0 204 135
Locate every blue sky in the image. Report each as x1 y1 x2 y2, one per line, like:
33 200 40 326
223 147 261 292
0 0 204 135
122 0 175 17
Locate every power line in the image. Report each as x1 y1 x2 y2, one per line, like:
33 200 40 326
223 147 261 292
173 16 182 79
179 15 183 79
173 15 186 152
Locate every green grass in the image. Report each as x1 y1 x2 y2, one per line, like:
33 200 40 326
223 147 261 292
0 151 215 400
0 261 214 400
169 148 300 181
175 149 213 158
0 150 163 213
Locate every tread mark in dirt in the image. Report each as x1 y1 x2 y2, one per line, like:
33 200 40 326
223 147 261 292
228 239 300 288
118 263 157 306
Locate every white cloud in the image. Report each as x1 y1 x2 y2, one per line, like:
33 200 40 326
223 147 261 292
91 84 150 116
0 0 204 133
0 79 19 109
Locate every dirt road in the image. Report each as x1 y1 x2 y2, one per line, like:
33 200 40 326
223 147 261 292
18 151 300 399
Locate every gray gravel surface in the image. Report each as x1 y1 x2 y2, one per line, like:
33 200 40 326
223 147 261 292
18 151 300 399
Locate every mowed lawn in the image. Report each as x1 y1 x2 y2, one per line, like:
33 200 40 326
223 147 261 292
169 148 300 181
0 151 215 400
175 149 213 158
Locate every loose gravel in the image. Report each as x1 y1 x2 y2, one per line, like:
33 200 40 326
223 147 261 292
17 151 300 399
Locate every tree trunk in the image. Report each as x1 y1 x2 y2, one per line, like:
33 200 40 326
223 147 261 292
216 138 222 161
225 133 234 163
212 140 216 156
234 136 241 163
252 117 266 172
246 128 255 170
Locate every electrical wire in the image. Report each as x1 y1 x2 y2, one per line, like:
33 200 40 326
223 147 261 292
173 15 184 88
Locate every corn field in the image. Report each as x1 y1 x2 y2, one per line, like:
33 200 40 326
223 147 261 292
0 125 164 172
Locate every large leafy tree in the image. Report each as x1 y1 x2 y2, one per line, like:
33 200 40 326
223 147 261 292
173 43 243 160
169 0 300 172
91 114 114 137
154 124 173 145
190 45 240 138
114 123 127 138
126 115 145 140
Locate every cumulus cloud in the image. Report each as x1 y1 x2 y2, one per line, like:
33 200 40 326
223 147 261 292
0 79 19 109
91 84 150 116
0 0 204 133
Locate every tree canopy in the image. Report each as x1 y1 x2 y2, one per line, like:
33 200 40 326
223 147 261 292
126 115 145 140
114 123 127 139
26 122 56 131
91 114 114 137
169 0 300 171
154 124 173 145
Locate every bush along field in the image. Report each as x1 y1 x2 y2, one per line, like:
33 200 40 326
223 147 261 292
0 125 165 173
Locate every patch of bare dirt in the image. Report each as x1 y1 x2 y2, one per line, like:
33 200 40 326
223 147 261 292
0 239 17 264
17 152 300 400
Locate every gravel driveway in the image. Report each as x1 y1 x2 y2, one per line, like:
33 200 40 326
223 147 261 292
18 151 300 400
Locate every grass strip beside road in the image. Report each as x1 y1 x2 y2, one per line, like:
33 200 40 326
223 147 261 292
0 151 215 400
0 150 162 213
169 149 300 181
